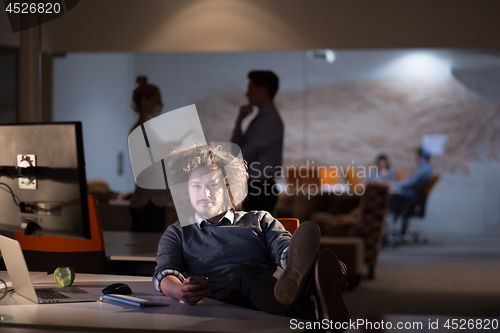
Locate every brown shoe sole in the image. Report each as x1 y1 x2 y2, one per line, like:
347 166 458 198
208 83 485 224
274 221 320 305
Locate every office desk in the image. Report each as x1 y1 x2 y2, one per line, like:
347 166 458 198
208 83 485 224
0 273 295 332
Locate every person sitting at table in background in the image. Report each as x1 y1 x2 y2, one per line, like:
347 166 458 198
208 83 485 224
388 147 433 236
128 76 168 232
153 143 349 328
367 153 397 183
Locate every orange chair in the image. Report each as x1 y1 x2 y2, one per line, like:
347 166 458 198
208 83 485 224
277 218 299 235
387 174 440 244
14 195 107 273
403 174 440 222
318 166 340 185
423 174 439 196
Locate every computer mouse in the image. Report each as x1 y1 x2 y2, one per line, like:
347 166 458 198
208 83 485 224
102 283 133 295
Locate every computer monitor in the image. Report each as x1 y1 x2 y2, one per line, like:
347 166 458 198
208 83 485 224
0 122 90 239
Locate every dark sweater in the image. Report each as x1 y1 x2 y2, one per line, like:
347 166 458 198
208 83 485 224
154 210 291 300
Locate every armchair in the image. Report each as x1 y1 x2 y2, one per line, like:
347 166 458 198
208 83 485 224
310 183 389 279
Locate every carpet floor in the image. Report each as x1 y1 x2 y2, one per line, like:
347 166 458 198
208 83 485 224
342 233 500 317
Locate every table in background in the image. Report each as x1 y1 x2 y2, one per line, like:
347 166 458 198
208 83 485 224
104 231 162 261
98 199 178 231
274 189 361 223
103 231 161 276
0 273 293 332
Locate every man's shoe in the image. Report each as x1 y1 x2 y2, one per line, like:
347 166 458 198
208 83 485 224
274 221 320 305
315 249 350 330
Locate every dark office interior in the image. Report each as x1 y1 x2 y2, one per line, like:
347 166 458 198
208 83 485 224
1 1 500 331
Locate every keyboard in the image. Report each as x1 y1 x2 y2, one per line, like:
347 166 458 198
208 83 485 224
101 294 170 307
36 289 69 300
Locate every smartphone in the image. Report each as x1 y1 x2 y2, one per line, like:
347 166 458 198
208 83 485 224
189 276 208 289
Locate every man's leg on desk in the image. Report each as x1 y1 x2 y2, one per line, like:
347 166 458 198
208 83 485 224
220 222 349 330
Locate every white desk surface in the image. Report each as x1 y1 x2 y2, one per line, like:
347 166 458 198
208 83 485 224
0 273 295 332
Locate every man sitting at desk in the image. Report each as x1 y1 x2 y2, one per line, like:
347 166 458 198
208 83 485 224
153 143 349 327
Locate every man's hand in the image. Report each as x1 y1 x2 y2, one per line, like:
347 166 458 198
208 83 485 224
233 105 254 135
160 275 211 306
177 277 212 305
237 105 253 121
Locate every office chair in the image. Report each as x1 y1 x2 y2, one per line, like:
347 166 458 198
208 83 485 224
277 218 299 234
385 174 440 245
14 195 107 274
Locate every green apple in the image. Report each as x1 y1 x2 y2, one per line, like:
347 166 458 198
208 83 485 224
53 266 75 287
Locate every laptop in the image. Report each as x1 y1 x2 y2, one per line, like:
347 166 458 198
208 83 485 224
0 235 100 303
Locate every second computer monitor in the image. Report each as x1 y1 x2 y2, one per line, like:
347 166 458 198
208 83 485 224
0 122 90 239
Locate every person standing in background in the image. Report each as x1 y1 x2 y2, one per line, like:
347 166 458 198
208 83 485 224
231 70 284 214
129 76 168 232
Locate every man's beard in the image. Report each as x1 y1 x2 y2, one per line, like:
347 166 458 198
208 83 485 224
195 198 228 219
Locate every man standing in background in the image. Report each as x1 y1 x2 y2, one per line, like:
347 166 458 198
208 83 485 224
231 70 284 213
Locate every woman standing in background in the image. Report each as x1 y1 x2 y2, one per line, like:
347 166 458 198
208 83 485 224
129 76 168 232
